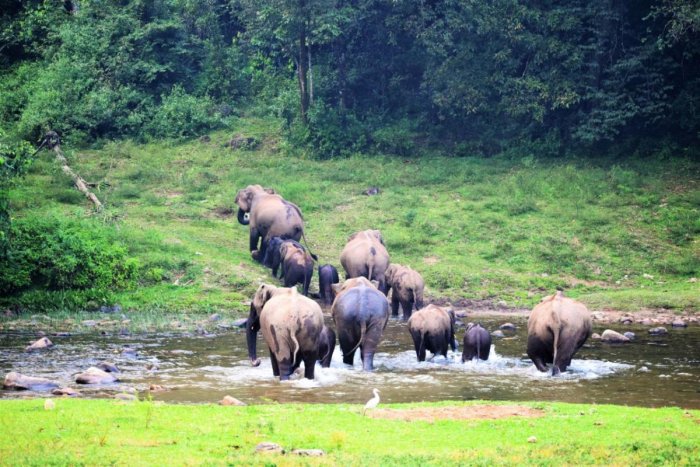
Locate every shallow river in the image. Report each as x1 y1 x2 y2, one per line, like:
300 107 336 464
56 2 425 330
1 316 699 408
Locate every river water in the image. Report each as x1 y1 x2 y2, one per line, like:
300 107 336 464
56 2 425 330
1 316 698 408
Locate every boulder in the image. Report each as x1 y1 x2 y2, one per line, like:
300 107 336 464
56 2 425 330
148 384 167 392
121 347 138 358
96 361 120 373
220 395 246 406
52 387 80 397
671 320 688 328
75 367 118 384
25 337 54 351
232 318 248 328
600 330 630 343
255 442 284 454
591 333 601 340
3 372 59 391
499 323 517 331
649 327 668 336
623 332 636 340
619 316 633 325
491 330 505 338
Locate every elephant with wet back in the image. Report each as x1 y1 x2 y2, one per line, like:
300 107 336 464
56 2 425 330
331 277 390 371
234 185 308 262
407 304 457 362
245 284 324 380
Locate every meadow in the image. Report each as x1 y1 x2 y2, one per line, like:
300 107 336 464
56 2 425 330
4 116 698 319
0 399 697 465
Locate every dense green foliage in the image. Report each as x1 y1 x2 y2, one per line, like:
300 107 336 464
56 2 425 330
0 215 139 310
4 125 697 313
0 400 697 465
1 0 698 154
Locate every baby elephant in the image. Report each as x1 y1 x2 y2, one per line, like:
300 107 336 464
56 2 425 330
385 263 425 320
318 264 340 306
280 241 314 296
317 325 336 367
462 323 491 362
407 304 457 362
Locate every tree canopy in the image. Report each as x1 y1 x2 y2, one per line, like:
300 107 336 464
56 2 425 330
1 0 698 156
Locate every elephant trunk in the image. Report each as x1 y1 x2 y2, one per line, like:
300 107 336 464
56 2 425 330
237 207 250 225
245 304 261 366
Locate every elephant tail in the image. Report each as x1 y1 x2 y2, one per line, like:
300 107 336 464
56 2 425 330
344 320 367 358
300 230 318 261
290 330 301 368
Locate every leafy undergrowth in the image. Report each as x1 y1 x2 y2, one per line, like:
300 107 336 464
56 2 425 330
0 400 697 465
6 116 699 315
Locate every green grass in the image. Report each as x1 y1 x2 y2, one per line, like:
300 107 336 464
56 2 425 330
6 115 700 317
0 399 697 465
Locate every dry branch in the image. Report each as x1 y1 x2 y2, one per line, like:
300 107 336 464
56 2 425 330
52 143 103 210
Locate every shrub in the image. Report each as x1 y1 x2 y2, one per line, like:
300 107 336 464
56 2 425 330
145 86 222 140
0 215 139 309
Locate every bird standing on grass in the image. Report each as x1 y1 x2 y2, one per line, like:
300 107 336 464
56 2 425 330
363 388 380 416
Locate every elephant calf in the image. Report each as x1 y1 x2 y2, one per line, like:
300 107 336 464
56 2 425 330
385 263 425 320
318 264 340 306
280 241 314 296
318 325 336 367
527 290 592 376
407 304 457 362
462 323 491 361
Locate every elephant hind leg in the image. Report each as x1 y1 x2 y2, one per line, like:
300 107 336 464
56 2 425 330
391 295 400 317
401 299 413 321
302 352 316 380
270 350 280 377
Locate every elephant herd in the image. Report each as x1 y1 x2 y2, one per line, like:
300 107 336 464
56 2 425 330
234 185 593 381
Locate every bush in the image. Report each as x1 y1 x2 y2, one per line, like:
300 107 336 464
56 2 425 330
0 215 139 310
146 86 222 140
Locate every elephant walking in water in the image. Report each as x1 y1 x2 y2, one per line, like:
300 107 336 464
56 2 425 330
407 304 457 362
340 230 391 294
385 263 425 320
462 323 491 362
331 277 389 371
234 185 308 262
245 284 324 380
527 290 592 376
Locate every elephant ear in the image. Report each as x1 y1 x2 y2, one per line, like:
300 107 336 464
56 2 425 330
264 187 277 194
371 230 385 245
252 284 276 312
235 187 257 211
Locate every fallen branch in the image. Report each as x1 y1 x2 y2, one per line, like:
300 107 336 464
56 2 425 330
45 132 103 210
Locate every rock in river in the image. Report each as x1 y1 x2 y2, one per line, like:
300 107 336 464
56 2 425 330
25 337 54 351
220 395 246 406
649 327 668 336
671 320 688 328
75 367 118 385
96 361 120 373
600 330 630 343
52 387 80 397
3 372 59 391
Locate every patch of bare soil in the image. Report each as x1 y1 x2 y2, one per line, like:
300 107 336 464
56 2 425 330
367 405 544 422
210 206 235 219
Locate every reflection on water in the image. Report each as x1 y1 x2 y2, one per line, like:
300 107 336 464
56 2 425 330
1 316 698 408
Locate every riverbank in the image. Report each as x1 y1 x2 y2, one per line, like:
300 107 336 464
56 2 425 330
3 118 698 315
0 399 697 465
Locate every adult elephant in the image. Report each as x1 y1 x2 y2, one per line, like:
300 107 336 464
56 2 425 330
245 284 324 380
339 230 390 294
385 263 425 320
234 185 307 261
331 277 390 371
527 290 592 376
407 304 456 362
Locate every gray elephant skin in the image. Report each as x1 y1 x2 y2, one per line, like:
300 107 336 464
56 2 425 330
407 304 456 362
385 263 425 320
278 241 314 296
331 277 390 371
527 290 592 376
340 230 390 294
246 284 324 380
317 325 336 367
235 184 305 261
462 323 491 361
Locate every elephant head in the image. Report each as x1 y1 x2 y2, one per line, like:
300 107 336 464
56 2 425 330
246 283 280 366
234 185 276 225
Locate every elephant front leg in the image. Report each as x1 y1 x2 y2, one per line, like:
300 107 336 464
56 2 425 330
302 352 317 380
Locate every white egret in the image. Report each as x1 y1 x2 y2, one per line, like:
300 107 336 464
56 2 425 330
363 388 380 415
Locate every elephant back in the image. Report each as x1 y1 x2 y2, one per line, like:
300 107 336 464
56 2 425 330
332 284 389 322
408 304 450 333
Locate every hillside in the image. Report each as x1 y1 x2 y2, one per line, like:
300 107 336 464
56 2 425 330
5 117 699 316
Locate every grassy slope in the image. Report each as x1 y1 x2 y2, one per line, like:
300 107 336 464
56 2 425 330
0 400 697 465
8 116 700 317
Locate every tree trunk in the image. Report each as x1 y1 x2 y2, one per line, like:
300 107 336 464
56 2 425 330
297 2 310 124
53 145 103 210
